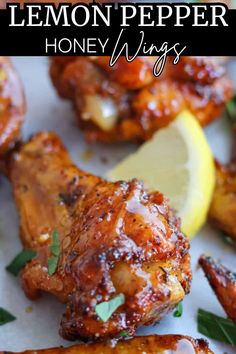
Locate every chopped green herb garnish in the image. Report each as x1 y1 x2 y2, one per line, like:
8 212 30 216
0 307 16 326
120 330 128 337
226 95 236 124
48 230 60 276
197 308 236 346
50 230 60 256
6 249 37 276
48 255 59 276
221 232 235 246
173 302 183 317
95 294 125 322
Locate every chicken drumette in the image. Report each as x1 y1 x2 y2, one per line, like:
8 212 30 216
0 334 213 354
7 132 191 341
50 56 232 143
0 57 25 155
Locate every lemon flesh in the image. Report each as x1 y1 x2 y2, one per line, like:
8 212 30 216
108 111 215 238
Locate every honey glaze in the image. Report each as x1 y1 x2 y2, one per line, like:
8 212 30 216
106 336 207 353
0 335 212 353
130 338 197 353
173 338 197 354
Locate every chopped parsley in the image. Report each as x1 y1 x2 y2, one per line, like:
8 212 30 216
48 230 60 276
95 294 125 322
197 308 236 346
119 330 128 337
0 307 16 326
6 249 37 276
173 302 183 317
221 232 235 246
226 95 236 124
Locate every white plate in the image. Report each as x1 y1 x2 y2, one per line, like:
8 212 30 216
0 57 235 353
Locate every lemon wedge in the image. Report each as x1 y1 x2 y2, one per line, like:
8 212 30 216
108 111 215 238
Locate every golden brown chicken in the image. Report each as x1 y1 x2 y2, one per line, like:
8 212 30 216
0 335 214 354
199 255 236 323
208 88 236 241
7 132 191 341
50 56 232 143
209 141 236 242
0 57 25 155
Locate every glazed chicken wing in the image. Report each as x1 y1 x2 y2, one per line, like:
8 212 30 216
209 91 236 241
7 132 191 341
50 56 232 143
199 255 236 323
0 57 25 155
0 335 214 354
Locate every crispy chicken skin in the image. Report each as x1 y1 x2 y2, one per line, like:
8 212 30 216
199 255 236 323
7 132 191 341
0 57 25 155
50 56 232 143
209 157 236 242
0 335 214 354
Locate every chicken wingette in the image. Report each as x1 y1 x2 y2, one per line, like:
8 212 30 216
0 335 214 354
7 132 191 341
50 56 232 143
199 255 236 323
0 57 25 155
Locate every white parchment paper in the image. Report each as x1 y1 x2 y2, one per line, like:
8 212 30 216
0 57 236 353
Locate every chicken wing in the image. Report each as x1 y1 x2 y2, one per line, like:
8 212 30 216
50 56 232 143
0 335 214 354
199 254 236 323
7 132 191 341
0 57 25 155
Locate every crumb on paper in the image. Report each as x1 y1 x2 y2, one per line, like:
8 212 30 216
100 156 108 164
25 306 33 313
81 149 94 162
